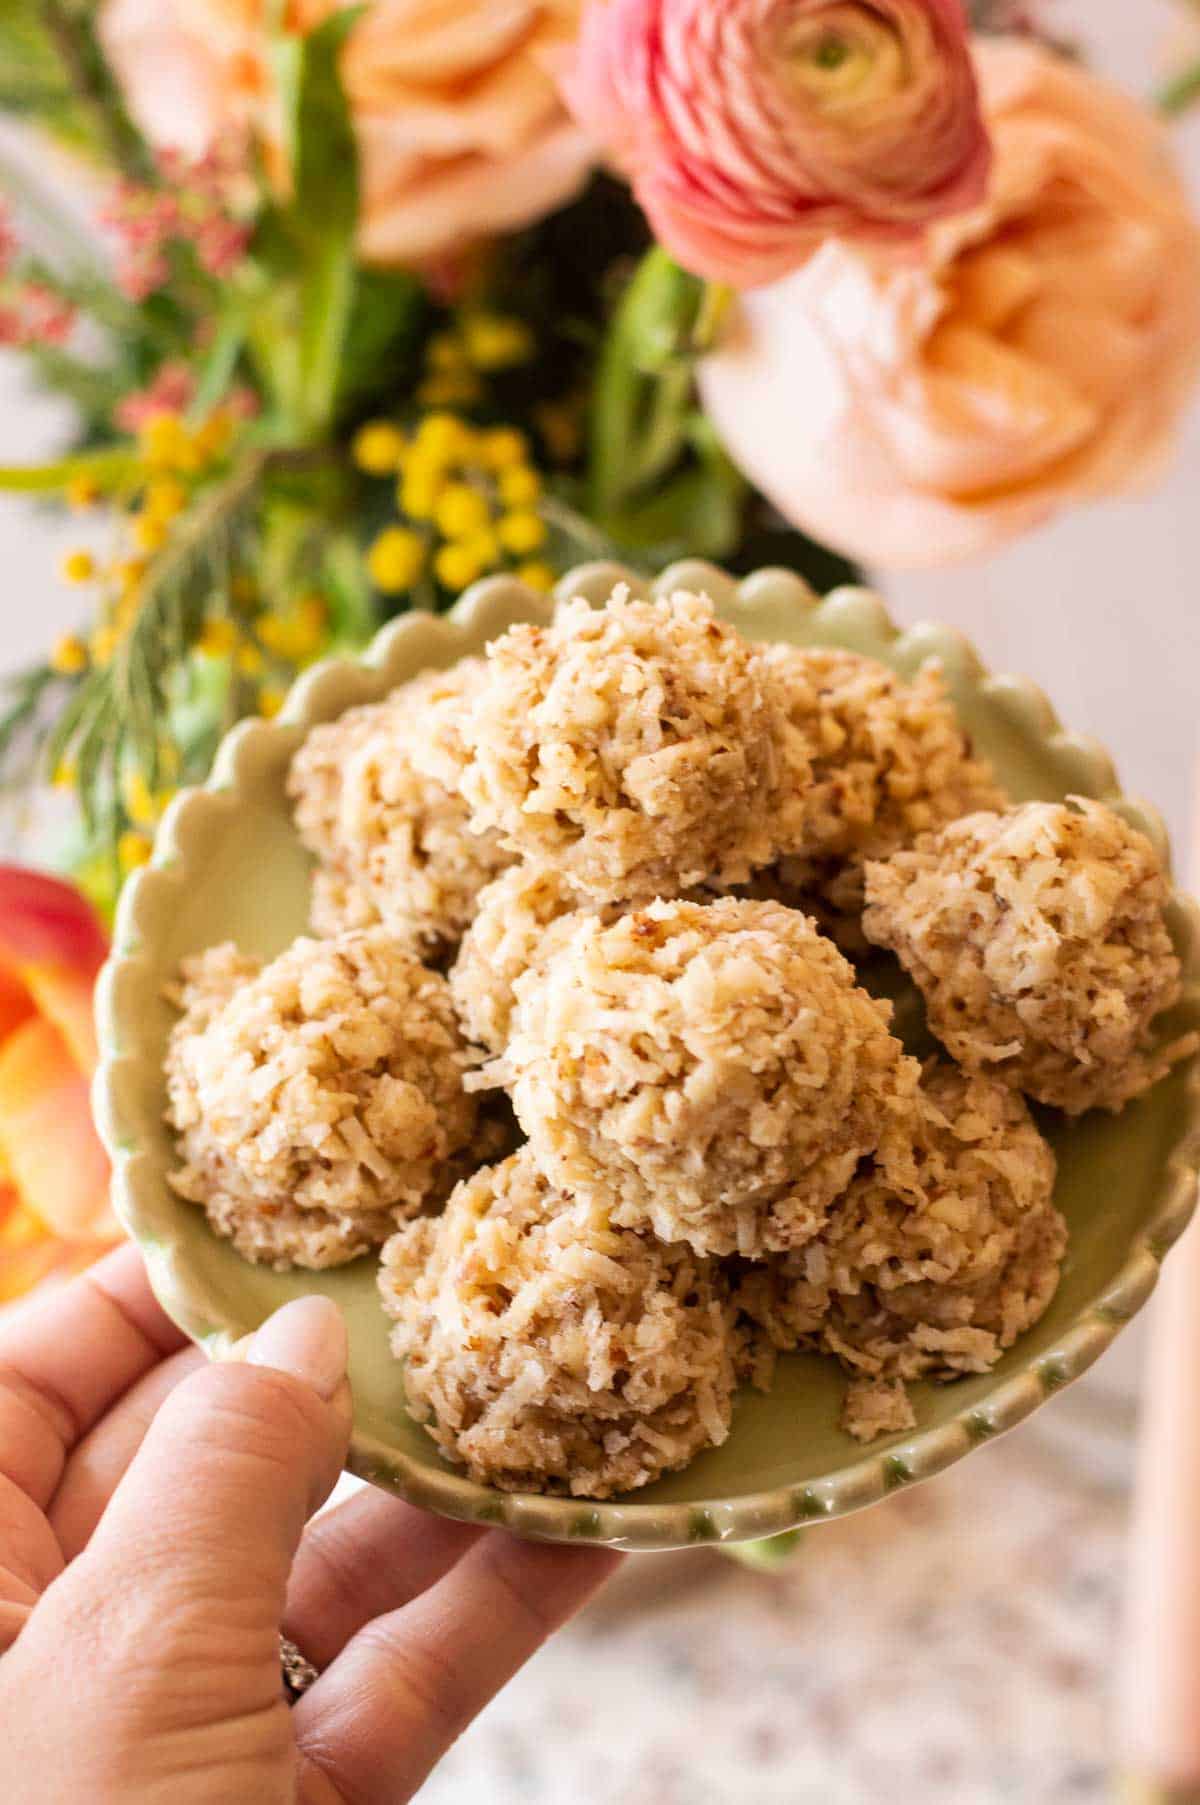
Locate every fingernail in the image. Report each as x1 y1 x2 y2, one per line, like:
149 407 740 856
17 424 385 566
248 1295 348 1402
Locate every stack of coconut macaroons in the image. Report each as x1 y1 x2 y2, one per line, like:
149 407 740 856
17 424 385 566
164 586 1194 1498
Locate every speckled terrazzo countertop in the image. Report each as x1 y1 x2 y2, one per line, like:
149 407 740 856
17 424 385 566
415 1403 1132 1805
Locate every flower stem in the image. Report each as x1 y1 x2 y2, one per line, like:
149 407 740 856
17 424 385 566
539 494 629 564
690 282 734 354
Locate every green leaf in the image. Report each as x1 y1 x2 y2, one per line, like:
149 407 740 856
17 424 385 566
335 269 428 423
44 452 267 848
0 446 137 492
277 8 363 237
323 531 379 647
271 8 364 437
0 0 107 157
721 1530 805 1571
298 241 356 439
604 456 744 565
15 0 154 179
584 244 751 567
589 246 709 517
598 412 746 565
190 312 248 421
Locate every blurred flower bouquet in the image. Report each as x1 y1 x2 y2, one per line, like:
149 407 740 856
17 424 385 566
0 0 1198 1290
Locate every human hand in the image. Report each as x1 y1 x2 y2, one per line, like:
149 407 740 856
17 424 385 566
0 1244 620 1802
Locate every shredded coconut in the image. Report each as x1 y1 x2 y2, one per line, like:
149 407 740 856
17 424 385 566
863 799 1195 1113
841 1377 917 1444
755 647 1005 946
165 930 478 1268
736 1063 1065 1426
175 593 1185 1477
308 867 385 938
461 587 785 900
289 661 513 958
450 863 602 1054
379 1150 740 1498
503 897 919 1257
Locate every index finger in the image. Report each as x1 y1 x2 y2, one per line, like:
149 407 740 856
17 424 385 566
0 1241 186 1507
295 1533 620 1805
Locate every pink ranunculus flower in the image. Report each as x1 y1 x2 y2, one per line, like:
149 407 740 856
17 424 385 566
698 38 1200 567
101 0 595 269
559 0 991 289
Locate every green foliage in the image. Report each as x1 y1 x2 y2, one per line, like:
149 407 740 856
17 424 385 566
336 270 429 425
0 665 61 805
0 448 137 493
2 0 153 176
47 455 267 833
587 247 746 565
0 0 103 157
272 8 364 438
600 424 745 565
1160 59 1200 118
0 0 874 889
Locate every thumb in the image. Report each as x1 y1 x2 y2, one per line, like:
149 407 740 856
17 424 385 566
47 1295 351 1696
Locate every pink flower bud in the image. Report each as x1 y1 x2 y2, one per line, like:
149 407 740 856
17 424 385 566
561 0 992 287
114 360 196 431
21 286 76 346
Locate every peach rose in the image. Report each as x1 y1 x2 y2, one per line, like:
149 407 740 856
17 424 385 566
101 0 594 267
0 869 118 1304
698 39 1200 566
99 0 249 161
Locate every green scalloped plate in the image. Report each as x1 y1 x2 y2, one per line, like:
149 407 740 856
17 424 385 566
93 561 1200 1551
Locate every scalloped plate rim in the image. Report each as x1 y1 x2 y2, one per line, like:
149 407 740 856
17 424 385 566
92 561 1200 1551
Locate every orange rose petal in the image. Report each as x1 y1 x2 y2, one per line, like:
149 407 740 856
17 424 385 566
0 1233 106 1305
18 962 100 1072
0 1017 115 1240
0 1188 115 1305
0 1176 21 1233
0 962 35 1046
0 868 109 1074
0 866 108 978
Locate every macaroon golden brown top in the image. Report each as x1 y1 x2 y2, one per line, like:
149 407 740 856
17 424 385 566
379 1149 739 1497
863 799 1193 1113
166 929 477 1231
501 895 920 1258
289 661 512 957
460 588 788 901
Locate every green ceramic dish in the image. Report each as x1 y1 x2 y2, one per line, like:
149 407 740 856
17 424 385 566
93 560 1200 1551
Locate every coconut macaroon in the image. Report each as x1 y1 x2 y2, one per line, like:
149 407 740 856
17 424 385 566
165 929 477 1270
309 866 383 939
736 1063 1063 1405
758 647 1005 941
450 863 594 1054
461 587 788 901
502 897 919 1258
288 696 382 869
289 661 513 958
863 799 1194 1115
379 1150 740 1498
